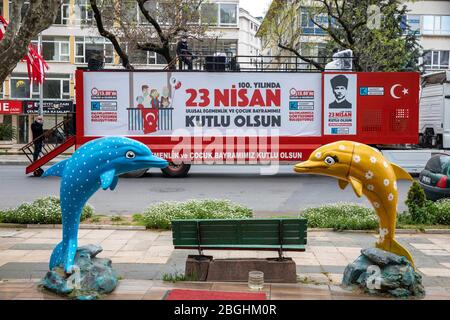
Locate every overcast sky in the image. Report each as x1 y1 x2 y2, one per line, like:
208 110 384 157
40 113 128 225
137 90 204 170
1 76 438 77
240 0 272 18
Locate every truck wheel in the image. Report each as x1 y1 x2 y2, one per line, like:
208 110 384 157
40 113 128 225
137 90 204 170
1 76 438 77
161 163 191 178
120 169 148 178
33 168 44 177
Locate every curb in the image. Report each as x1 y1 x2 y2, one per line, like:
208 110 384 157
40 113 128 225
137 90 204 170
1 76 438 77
0 223 146 231
308 228 450 234
0 223 449 234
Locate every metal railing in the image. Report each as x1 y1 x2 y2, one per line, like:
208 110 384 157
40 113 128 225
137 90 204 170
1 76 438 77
20 118 75 164
175 54 356 72
127 108 174 132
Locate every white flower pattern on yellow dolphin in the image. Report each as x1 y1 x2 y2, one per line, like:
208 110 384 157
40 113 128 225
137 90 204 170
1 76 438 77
315 152 322 159
378 228 389 244
365 171 374 180
293 140 416 267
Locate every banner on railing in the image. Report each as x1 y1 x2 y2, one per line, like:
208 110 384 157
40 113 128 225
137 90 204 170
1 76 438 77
83 72 323 137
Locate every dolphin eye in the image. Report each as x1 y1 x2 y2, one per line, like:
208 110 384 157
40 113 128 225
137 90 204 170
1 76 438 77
126 151 136 159
324 156 337 166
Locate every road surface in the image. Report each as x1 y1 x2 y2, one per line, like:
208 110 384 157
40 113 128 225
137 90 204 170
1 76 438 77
0 165 412 216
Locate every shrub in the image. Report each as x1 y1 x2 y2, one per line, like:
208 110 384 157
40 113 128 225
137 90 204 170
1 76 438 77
0 197 93 224
0 123 16 141
300 202 379 231
404 181 433 224
434 199 450 225
142 199 253 230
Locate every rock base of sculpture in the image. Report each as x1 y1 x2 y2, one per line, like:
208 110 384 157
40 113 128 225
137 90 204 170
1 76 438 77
40 245 118 300
342 248 425 298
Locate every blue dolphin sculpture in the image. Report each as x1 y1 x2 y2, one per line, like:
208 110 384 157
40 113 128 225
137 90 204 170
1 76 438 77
43 137 168 273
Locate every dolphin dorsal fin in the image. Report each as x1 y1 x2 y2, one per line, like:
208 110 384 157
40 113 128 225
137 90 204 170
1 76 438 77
100 169 117 190
339 180 349 190
390 163 413 181
42 159 69 178
349 176 363 198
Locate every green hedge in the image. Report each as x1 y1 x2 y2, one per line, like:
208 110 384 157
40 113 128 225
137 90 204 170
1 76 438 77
300 202 379 231
141 199 253 230
0 197 94 224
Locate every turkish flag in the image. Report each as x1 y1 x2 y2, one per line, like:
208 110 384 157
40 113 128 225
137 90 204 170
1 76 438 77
142 109 158 134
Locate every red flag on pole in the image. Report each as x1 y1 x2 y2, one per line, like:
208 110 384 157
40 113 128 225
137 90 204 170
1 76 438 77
0 15 48 84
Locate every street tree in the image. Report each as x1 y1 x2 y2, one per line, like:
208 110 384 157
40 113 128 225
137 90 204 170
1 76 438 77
89 0 211 70
0 0 62 84
258 0 421 72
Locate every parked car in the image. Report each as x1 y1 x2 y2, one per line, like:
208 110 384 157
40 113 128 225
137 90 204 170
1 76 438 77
419 154 450 201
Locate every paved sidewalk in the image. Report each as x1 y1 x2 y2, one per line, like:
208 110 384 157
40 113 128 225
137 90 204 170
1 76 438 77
1 228 450 300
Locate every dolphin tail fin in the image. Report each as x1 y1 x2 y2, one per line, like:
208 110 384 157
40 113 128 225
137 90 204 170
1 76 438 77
377 239 415 269
390 163 413 181
42 159 69 178
49 241 64 270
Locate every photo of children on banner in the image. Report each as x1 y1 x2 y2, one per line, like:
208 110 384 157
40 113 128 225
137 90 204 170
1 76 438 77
135 80 180 134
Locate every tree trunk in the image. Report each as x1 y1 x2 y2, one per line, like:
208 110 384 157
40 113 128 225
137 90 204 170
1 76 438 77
0 0 61 84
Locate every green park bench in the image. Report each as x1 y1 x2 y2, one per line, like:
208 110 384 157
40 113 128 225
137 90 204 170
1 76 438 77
171 218 308 259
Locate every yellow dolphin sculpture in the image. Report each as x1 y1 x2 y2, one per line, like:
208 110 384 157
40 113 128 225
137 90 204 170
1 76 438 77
294 141 415 267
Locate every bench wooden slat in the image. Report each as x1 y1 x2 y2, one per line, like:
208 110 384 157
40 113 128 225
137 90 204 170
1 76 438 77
172 219 308 253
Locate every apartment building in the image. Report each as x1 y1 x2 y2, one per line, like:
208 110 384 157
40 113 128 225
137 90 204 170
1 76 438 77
405 1 450 71
0 0 263 146
257 0 450 72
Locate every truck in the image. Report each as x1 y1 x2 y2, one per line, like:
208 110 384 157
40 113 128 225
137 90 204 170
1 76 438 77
418 70 450 149
23 67 437 178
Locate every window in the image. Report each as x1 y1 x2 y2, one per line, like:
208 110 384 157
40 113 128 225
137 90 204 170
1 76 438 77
423 15 450 35
220 4 237 25
8 1 30 20
423 50 450 70
127 47 166 65
401 15 421 35
138 0 157 24
10 78 31 99
300 8 327 35
190 39 238 56
54 0 70 25
201 3 219 25
74 0 93 25
200 3 237 27
32 36 70 62
0 82 3 99
75 37 114 64
10 74 70 100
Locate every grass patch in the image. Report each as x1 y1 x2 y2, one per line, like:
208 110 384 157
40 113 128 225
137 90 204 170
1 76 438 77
141 199 253 230
0 197 93 224
111 216 123 222
162 272 199 282
300 202 379 231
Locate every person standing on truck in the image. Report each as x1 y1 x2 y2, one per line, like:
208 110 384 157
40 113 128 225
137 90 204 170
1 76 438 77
176 35 194 70
31 116 44 161
329 75 352 109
